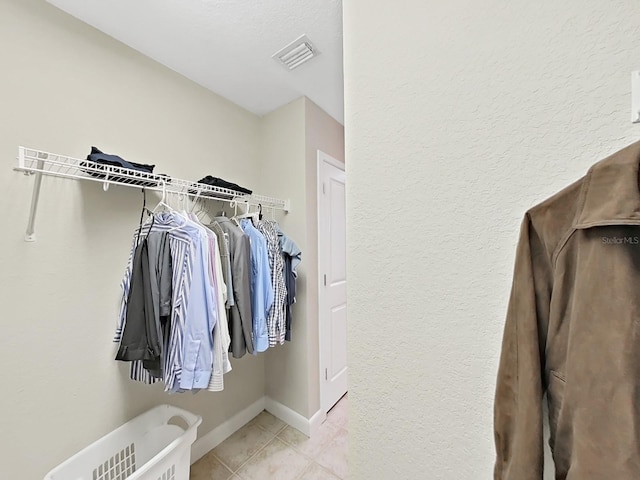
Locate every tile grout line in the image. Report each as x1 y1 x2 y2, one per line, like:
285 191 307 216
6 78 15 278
292 459 315 480
203 417 347 480
277 423 347 460
210 420 286 477
232 426 313 480
230 432 280 477
207 453 236 480
294 460 342 480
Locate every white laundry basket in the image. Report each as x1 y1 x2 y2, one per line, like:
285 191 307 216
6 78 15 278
44 405 202 480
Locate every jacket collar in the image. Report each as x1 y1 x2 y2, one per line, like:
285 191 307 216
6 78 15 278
574 141 640 229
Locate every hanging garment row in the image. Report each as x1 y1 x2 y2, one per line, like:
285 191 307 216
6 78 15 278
113 198 301 393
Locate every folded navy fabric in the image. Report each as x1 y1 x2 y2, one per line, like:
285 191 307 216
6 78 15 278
80 147 167 187
86 146 155 173
190 175 253 198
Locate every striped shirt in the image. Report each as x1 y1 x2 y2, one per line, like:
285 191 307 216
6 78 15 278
258 220 288 346
115 212 198 391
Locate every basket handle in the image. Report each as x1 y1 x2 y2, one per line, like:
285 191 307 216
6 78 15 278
162 405 202 430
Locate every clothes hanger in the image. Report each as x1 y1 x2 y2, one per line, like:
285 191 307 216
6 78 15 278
181 192 189 212
231 200 251 227
160 190 191 233
193 197 209 223
176 191 187 215
135 188 151 242
235 201 258 221
150 181 172 215
187 197 208 226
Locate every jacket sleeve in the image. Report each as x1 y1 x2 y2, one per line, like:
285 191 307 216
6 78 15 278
494 214 552 480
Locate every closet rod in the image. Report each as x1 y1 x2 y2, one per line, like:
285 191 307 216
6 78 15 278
15 146 291 242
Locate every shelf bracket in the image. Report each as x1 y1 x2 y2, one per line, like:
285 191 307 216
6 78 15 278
24 158 45 242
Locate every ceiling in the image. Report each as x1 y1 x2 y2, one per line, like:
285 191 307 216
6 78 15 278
46 0 345 124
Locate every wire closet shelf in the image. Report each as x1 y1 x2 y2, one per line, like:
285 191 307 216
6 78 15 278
15 146 290 242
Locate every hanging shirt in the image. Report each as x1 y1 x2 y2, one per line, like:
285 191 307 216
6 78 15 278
210 221 235 309
272 222 301 341
275 223 302 276
240 219 273 353
116 212 216 392
282 254 295 341
256 220 288 346
215 217 254 358
116 214 194 388
177 214 218 391
188 214 232 392
207 232 232 391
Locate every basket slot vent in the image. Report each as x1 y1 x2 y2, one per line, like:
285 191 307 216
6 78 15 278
93 443 136 480
158 464 176 480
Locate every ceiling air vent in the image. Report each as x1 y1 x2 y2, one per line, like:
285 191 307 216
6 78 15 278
272 35 320 70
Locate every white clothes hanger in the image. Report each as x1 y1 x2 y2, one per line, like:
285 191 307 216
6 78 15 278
235 201 259 224
228 199 243 227
190 189 202 214
150 181 172 215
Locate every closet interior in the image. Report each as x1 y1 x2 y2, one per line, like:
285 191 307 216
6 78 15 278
16 146 301 395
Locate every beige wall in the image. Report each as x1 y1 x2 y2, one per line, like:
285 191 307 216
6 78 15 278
343 0 640 478
262 98 345 418
303 98 345 415
0 1 266 478
260 98 309 415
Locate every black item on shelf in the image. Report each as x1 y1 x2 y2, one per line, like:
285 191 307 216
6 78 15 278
80 147 169 187
189 176 253 198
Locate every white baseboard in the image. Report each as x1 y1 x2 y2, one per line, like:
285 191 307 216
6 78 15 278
308 409 326 437
190 397 266 463
191 396 321 463
264 397 315 437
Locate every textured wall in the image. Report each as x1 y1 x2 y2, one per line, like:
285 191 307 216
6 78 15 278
0 1 266 478
343 0 640 478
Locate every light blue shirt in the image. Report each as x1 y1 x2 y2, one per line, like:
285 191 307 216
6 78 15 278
241 219 273 353
275 223 302 275
177 214 218 391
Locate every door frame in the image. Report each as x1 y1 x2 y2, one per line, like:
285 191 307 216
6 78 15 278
317 150 347 417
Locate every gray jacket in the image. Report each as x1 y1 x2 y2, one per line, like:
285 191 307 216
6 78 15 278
115 239 161 363
144 231 172 376
215 217 254 357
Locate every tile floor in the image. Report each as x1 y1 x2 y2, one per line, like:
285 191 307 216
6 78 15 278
190 394 348 480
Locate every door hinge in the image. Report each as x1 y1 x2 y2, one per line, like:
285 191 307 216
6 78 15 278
325 368 328 380
323 274 327 286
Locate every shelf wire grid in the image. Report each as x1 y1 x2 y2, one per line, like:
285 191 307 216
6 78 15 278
15 147 288 210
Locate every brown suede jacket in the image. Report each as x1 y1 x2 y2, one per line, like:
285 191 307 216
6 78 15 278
495 141 640 479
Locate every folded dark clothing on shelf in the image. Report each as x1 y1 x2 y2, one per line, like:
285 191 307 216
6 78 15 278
81 146 169 187
190 176 253 197
87 146 155 173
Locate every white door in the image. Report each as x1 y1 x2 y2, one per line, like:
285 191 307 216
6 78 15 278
318 151 348 413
